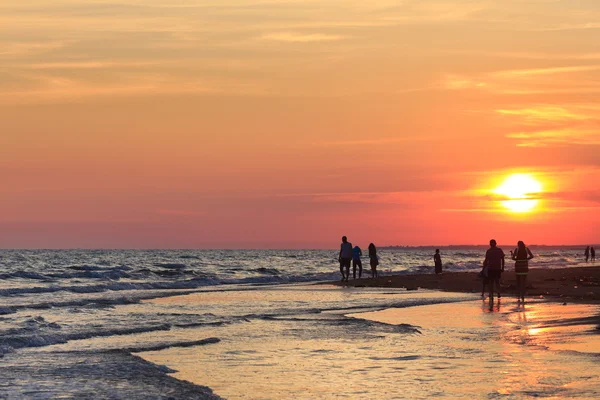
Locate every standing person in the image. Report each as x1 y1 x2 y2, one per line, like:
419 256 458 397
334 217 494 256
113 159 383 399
483 239 505 302
585 246 590 262
591 247 596 262
434 249 442 274
352 245 363 280
479 262 489 297
368 243 378 278
512 241 534 302
338 258 345 281
339 236 353 282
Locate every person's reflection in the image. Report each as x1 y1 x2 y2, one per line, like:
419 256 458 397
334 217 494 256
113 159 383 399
483 298 502 312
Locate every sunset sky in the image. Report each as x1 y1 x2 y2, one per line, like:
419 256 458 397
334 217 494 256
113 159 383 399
1 0 599 248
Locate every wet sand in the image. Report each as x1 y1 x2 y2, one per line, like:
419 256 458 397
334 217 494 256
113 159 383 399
333 266 600 301
139 285 600 399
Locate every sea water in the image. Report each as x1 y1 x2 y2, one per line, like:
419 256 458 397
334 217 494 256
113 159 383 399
0 248 598 398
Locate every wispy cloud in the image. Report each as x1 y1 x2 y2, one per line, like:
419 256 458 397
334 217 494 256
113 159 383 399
312 137 432 146
21 61 163 70
507 129 600 147
491 65 600 78
496 106 591 123
497 105 600 147
155 209 207 217
259 32 345 42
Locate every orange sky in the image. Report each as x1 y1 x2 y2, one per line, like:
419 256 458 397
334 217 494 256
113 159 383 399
1 0 599 248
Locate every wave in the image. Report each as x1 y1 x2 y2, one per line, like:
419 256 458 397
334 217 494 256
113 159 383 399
0 278 219 297
0 288 209 315
252 267 281 275
0 323 173 356
127 337 220 353
67 265 132 272
154 263 187 269
0 348 224 399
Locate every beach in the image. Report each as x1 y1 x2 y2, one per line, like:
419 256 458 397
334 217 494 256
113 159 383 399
139 284 600 399
1 249 600 398
337 266 600 301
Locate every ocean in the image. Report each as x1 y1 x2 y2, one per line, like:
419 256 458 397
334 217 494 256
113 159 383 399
0 247 598 399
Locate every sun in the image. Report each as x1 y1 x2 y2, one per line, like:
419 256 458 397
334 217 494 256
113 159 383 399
493 174 543 213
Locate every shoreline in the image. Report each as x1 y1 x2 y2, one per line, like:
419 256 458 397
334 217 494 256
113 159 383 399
328 266 600 302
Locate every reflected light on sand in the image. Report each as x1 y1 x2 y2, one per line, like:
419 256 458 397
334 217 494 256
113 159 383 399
526 327 546 336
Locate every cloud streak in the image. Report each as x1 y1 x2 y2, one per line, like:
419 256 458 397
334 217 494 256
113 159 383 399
259 32 345 42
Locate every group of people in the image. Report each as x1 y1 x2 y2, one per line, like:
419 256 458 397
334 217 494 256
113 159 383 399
584 246 596 262
480 239 534 303
338 236 379 281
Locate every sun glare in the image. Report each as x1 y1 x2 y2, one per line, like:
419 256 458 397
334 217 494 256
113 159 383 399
494 174 543 213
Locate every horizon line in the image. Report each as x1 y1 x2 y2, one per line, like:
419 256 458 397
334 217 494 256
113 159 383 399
0 244 597 251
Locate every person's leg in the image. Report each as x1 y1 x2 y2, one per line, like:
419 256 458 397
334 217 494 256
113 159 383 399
489 277 495 301
340 262 345 281
352 260 357 280
518 275 527 300
358 260 362 278
518 276 524 300
497 275 502 299
522 275 527 301
344 259 350 282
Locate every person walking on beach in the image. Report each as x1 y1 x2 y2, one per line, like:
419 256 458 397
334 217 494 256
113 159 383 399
368 243 378 278
434 249 442 274
585 246 590 262
483 239 505 302
592 247 596 262
512 241 534 302
339 236 353 282
352 245 363 279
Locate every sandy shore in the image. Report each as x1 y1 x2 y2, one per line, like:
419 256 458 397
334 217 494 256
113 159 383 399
332 266 600 301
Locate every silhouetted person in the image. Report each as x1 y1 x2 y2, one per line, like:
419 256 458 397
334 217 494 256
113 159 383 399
434 249 442 274
585 246 590 262
339 236 353 282
368 243 378 278
512 241 534 302
352 245 363 279
483 239 505 303
592 247 596 262
479 262 489 297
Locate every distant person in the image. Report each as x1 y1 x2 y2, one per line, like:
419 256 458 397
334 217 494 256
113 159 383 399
512 241 534 303
339 236 353 282
585 246 590 262
434 249 442 274
591 247 596 262
368 243 379 278
483 239 505 302
352 245 363 279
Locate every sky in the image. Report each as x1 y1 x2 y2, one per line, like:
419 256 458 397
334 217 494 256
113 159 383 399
1 0 599 248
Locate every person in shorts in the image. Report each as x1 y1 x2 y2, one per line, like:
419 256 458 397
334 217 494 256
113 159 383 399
339 236 353 282
483 239 505 302
512 241 534 302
